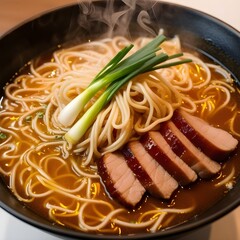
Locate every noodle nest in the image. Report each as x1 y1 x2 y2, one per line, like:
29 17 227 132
0 36 237 233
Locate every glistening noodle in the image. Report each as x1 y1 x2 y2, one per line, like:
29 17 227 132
0 36 239 235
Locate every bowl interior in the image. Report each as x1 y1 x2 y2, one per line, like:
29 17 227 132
0 1 240 239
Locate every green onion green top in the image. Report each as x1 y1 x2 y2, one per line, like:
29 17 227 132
58 34 192 145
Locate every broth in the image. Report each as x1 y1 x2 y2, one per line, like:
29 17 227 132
0 36 239 235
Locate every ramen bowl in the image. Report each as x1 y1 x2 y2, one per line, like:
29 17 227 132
0 1 240 239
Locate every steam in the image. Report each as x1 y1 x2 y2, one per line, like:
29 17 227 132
137 10 157 36
76 0 159 40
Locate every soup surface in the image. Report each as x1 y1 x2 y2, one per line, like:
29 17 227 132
0 36 239 235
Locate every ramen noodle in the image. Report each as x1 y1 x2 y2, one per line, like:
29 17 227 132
0 36 239 234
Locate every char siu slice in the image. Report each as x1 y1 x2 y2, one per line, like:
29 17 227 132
161 121 221 178
97 152 145 208
172 110 238 161
141 132 197 185
123 141 178 199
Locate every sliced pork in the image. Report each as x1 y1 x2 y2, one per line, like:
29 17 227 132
97 110 238 208
160 121 221 178
97 152 145 208
123 141 178 199
172 110 238 161
141 132 197 185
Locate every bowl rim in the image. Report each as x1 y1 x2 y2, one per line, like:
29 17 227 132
0 1 240 239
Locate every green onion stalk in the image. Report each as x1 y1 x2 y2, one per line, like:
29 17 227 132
58 34 192 145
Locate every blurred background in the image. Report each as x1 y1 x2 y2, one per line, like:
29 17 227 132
0 0 239 239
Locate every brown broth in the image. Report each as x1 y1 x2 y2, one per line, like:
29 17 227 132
0 42 240 235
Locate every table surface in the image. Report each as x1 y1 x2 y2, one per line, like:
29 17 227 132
0 0 240 240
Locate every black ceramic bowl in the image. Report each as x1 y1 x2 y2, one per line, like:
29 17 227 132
0 1 240 239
